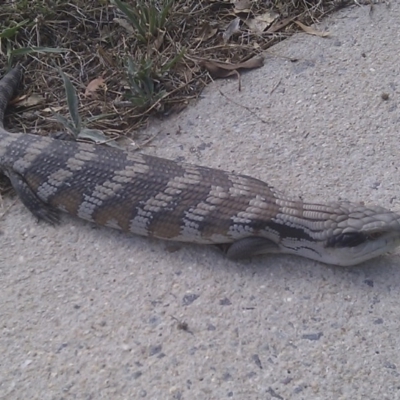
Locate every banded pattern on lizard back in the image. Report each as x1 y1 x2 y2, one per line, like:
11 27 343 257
1 65 400 266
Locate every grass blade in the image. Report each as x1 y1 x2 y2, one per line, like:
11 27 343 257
59 69 82 133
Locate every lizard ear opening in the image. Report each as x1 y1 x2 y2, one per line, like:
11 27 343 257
326 232 366 248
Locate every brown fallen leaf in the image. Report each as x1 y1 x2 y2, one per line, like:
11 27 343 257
198 55 264 90
194 21 218 43
233 0 252 13
113 17 135 34
153 30 166 51
198 55 264 79
266 16 296 33
234 55 264 69
294 21 330 37
222 17 241 43
43 106 63 113
96 45 116 68
85 77 106 96
10 94 44 108
245 11 279 33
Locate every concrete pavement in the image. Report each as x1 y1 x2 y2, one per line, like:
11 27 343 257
1 2 400 399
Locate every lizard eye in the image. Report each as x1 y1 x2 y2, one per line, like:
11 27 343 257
327 232 367 248
366 232 383 241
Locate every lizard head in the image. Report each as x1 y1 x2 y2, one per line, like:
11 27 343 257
277 202 400 266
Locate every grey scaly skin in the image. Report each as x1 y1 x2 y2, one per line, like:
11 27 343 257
1 65 400 266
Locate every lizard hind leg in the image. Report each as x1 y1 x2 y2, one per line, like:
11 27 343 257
7 170 60 225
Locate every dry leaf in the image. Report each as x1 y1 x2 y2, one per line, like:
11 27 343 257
183 67 193 84
43 106 63 113
266 16 296 33
199 55 264 79
245 11 279 33
235 55 264 69
294 21 330 37
233 0 252 13
195 22 218 43
97 46 116 68
154 31 165 51
222 17 241 43
85 77 105 96
10 94 44 108
113 17 134 34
